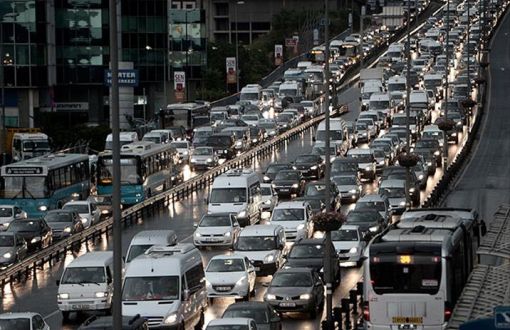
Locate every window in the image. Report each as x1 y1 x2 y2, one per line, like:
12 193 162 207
185 264 204 293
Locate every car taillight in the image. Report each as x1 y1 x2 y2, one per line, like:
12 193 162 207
444 303 453 321
363 302 370 322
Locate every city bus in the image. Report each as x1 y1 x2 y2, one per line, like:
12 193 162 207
338 41 359 63
96 141 179 205
0 153 90 217
362 225 474 329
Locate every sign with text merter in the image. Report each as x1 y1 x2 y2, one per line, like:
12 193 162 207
104 69 139 87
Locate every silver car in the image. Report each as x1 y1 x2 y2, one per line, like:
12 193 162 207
0 205 27 231
193 213 241 248
0 232 28 268
260 183 278 213
190 146 219 170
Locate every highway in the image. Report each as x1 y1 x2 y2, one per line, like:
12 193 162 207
444 10 510 221
0 81 464 329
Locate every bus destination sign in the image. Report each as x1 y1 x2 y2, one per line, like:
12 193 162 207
4 166 45 175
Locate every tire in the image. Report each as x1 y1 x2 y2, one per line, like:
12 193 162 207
62 311 70 322
208 297 214 305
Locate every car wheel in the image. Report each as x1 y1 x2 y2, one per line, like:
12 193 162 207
208 297 214 305
62 311 70 322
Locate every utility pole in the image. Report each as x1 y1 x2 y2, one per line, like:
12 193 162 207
360 6 365 67
0 22 5 155
234 1 245 93
444 0 450 165
109 0 122 328
405 0 412 205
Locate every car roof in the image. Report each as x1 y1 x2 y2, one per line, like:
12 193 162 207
273 201 308 209
210 254 246 261
225 301 271 310
380 179 406 188
275 267 313 274
64 200 90 205
358 194 385 202
0 312 39 319
207 318 253 326
337 224 360 231
240 224 282 236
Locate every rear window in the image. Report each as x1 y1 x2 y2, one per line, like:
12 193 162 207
223 309 268 323
369 255 441 294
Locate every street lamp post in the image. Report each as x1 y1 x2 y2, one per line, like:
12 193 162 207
234 0 245 93
146 45 167 111
405 0 412 204
443 0 451 164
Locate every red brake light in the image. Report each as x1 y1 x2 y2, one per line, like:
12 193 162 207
444 304 452 321
363 302 370 322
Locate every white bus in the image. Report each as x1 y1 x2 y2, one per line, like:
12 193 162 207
363 225 475 330
11 133 51 162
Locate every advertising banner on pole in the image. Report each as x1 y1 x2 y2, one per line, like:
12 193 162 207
274 44 283 65
226 57 237 84
174 71 186 102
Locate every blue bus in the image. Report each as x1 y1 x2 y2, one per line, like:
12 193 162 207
0 153 90 217
96 141 179 205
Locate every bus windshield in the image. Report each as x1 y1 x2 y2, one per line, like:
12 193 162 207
240 92 259 101
22 140 50 152
0 176 48 199
316 130 343 141
370 254 442 294
98 158 141 185
210 188 246 203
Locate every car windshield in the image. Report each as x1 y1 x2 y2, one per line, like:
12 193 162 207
45 212 72 223
393 116 417 125
223 308 268 324
199 215 232 227
305 184 326 196
331 229 359 241
193 148 213 156
207 258 246 272
22 140 50 151
332 162 358 173
63 204 89 214
242 115 259 121
236 236 277 251
207 325 249 330
0 208 13 217
380 187 405 198
122 276 179 301
333 177 357 185
210 188 246 203
348 154 372 162
271 272 312 287
348 210 382 222
0 176 48 199
261 187 272 195
61 267 106 284
272 209 304 221
170 142 188 149
8 220 40 232
290 244 324 258
416 140 438 148
259 122 276 129
312 146 336 156
266 165 289 174
0 319 31 330
356 123 368 131
315 130 343 141
240 92 259 101
143 136 161 143
275 171 299 181
88 196 111 205
207 136 232 147
370 101 390 109
295 155 319 164
0 235 14 247
99 157 141 185
126 244 152 263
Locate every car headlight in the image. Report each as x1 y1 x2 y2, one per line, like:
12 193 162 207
349 247 358 254
264 254 275 263
183 151 189 155
235 141 243 146
409 187 416 193
224 232 231 237
292 183 299 188
30 237 41 244
38 205 47 212
319 267 324 273
362 132 367 136
369 226 379 233
163 313 178 325
71 192 80 198
365 166 373 171
101 209 109 215
63 227 72 233
2 222 10 228
135 193 142 197
452 132 457 136
235 276 247 286
292 166 297 170
206 158 213 162
411 129 416 134
399 201 407 206
434 150 440 156
311 165 318 170
272 183 276 188
58 293 69 300
237 211 246 218
190 158 197 163
296 224 305 230
418 174 424 180
349 189 357 194
95 292 108 298
252 139 258 143
224 150 228 154
80 218 88 224
264 199 272 205
299 293 311 300
379 160 385 165
2 252 12 259
194 232 201 237
427 161 433 166
263 176 270 181
266 293 277 300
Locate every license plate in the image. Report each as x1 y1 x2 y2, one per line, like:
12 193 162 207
216 287 231 291
72 304 90 310
280 189 289 192
254 267 260 271
392 317 423 324
204 237 219 242
280 302 296 307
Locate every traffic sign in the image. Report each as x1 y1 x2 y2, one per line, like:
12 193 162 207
285 38 298 47
495 306 510 329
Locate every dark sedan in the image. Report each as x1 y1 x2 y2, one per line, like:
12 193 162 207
205 133 236 159
272 170 305 197
43 210 84 240
303 181 341 211
292 155 324 179
263 163 293 183
414 138 442 166
345 209 386 237
0 232 27 268
7 218 53 251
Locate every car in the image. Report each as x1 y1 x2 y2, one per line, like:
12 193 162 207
292 154 324 179
249 125 266 145
311 142 338 162
0 205 27 231
0 232 27 268
264 268 324 318
193 213 241 249
87 195 113 218
62 200 100 229
332 175 363 203
283 237 340 285
413 138 442 167
190 146 219 170
206 133 236 159
331 158 359 178
331 225 366 267
7 218 53 251
205 254 257 302
378 179 409 214
414 148 437 175
206 318 258 330
347 148 376 182
222 301 282 330
379 167 421 205
78 315 148 330
346 209 386 237
262 163 293 183
302 181 341 211
43 210 84 240
269 201 313 242
0 312 49 329
170 140 191 163
258 119 280 138
355 194 391 224
241 114 262 126
271 170 305 197
293 197 325 214
260 183 278 213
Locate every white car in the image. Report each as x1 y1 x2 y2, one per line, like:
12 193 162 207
0 312 50 329
62 200 100 229
269 201 313 242
205 254 256 302
206 318 258 330
193 213 241 248
332 175 363 203
260 183 278 213
170 140 191 163
331 225 366 267
190 146 219 170
0 205 27 231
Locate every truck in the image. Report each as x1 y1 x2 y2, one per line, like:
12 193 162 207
4 128 51 163
359 68 384 89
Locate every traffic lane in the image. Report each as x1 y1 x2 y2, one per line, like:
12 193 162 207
444 10 510 221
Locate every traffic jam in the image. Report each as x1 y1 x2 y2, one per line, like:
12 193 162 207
0 0 502 328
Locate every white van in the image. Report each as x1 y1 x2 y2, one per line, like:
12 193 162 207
105 132 138 151
11 132 51 161
315 118 349 155
122 244 207 329
278 81 303 103
239 84 262 108
207 169 261 227
125 230 178 264
57 251 115 321
142 131 168 144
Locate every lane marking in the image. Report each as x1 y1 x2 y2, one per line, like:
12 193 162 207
43 309 60 320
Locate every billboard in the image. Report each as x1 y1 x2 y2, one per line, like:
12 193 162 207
174 71 186 102
226 57 236 84
275 44 283 65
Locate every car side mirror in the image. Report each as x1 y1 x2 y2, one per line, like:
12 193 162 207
15 213 22 219
204 197 209 204
182 289 190 301
55 280 60 286
193 223 198 228
312 136 316 141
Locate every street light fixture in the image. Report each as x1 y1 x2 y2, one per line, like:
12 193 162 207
146 45 168 111
234 0 245 93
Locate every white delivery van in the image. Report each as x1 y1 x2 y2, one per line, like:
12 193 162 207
207 169 261 227
122 244 207 329
105 132 138 151
125 230 178 264
142 131 169 144
315 118 349 155
278 81 303 103
239 84 262 108
57 251 116 321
